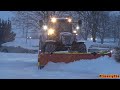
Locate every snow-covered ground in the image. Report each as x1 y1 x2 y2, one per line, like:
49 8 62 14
2 37 117 52
3 38 39 50
1 11 120 79
0 52 120 79
1 37 119 79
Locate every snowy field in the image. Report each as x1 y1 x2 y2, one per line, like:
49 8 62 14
3 38 39 50
0 52 120 79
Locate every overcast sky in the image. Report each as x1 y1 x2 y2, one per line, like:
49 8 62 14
0 11 119 20
0 11 14 20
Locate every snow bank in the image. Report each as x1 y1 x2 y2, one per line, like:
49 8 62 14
2 38 39 50
45 56 120 75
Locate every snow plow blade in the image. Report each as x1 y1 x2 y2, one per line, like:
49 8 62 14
38 52 111 69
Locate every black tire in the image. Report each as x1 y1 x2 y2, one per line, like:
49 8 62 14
44 42 56 53
78 43 87 53
91 52 97 56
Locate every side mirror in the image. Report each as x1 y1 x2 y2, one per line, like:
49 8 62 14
39 20 43 27
78 20 82 26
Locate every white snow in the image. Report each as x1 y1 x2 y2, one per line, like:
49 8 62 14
0 52 120 79
1 11 120 79
1 36 119 79
2 38 39 50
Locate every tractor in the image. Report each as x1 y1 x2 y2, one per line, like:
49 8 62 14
38 16 111 69
39 16 86 53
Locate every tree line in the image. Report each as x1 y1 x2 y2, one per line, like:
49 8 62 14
12 11 120 46
0 19 16 46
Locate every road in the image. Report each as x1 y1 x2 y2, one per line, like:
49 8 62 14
0 52 119 79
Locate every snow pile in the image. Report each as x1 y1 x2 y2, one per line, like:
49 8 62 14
45 56 120 75
2 38 39 50
0 52 120 79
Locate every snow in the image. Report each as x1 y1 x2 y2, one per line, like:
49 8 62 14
2 38 39 50
1 35 119 79
1 11 120 79
0 52 120 79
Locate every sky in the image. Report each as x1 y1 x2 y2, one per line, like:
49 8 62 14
0 11 14 20
0 11 119 20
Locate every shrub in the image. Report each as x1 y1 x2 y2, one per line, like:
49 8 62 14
114 47 120 63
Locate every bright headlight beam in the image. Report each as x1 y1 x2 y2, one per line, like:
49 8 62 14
43 25 48 30
91 38 93 40
51 17 57 23
76 26 80 30
48 28 55 35
68 18 72 22
73 30 77 33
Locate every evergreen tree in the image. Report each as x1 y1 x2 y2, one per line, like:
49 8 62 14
0 19 16 46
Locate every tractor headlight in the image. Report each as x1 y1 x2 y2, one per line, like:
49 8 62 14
73 30 77 34
51 17 57 23
76 34 78 35
90 37 93 40
76 26 80 30
48 28 55 35
43 25 48 30
68 18 72 22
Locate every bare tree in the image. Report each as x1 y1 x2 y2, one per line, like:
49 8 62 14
109 15 118 42
97 11 110 44
12 11 66 31
13 11 113 43
109 14 120 45
76 11 102 42
116 15 120 46
75 11 91 40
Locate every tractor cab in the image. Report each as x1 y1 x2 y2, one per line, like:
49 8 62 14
40 16 85 53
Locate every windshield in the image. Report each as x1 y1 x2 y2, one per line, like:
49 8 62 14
49 19 72 33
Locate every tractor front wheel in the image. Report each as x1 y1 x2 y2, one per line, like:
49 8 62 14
44 42 56 53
